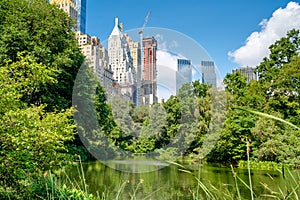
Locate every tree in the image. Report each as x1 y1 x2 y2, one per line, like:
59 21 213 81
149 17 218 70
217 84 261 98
210 30 300 164
0 0 84 111
72 64 120 160
208 72 258 163
263 56 300 123
0 54 75 189
193 80 209 98
256 29 300 82
255 30 300 116
251 116 300 164
0 1 87 196
224 72 247 97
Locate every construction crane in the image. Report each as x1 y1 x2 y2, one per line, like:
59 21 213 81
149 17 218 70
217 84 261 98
139 10 152 36
136 10 151 106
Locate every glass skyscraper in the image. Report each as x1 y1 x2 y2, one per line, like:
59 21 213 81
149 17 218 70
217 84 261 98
176 59 192 93
201 61 217 87
74 0 86 33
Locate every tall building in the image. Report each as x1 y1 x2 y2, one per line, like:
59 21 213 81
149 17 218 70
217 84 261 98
142 37 157 105
50 0 78 31
108 17 136 103
76 32 114 96
74 0 87 33
176 59 192 93
127 36 141 104
232 66 257 83
201 61 217 87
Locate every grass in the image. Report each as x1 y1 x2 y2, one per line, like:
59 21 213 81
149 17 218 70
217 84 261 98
41 156 148 200
169 161 300 200
1 155 296 199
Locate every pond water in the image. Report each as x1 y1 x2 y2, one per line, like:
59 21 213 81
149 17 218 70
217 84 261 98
62 159 298 199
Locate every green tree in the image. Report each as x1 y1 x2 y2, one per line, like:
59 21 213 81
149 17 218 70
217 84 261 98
255 30 300 118
256 29 300 82
208 72 258 163
0 1 90 197
251 116 300 164
0 54 75 191
211 30 300 164
224 72 247 97
193 80 209 98
0 0 84 110
72 64 120 159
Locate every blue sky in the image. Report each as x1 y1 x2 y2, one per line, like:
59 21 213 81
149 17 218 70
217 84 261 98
86 0 300 79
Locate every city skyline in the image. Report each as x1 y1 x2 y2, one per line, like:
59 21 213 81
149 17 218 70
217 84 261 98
85 0 300 79
50 0 300 100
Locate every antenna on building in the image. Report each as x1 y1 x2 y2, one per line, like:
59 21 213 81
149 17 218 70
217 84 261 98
137 10 151 106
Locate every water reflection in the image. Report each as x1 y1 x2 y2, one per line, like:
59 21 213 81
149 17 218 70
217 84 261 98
62 160 292 200
104 160 170 173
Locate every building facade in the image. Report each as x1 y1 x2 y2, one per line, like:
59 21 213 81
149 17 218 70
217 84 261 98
232 66 257 83
74 0 86 33
76 32 114 96
176 59 192 93
201 61 217 87
50 0 78 31
142 37 157 105
108 17 136 103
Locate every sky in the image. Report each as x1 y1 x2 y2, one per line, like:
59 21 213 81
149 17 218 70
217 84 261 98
86 0 300 80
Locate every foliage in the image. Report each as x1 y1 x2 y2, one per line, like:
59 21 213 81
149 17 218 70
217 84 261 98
209 29 300 164
0 0 84 111
0 0 86 198
0 53 76 196
73 64 120 160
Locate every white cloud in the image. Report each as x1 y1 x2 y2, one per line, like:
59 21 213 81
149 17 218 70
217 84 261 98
156 50 183 100
157 50 181 71
155 34 167 50
228 1 300 67
154 34 180 50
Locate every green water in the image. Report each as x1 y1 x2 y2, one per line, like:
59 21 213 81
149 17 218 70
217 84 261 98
62 159 297 199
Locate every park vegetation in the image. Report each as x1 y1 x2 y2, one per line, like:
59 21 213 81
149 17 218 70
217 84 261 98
0 0 299 199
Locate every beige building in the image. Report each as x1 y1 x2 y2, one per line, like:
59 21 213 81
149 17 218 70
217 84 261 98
126 36 141 74
76 32 114 96
126 36 142 105
50 0 78 31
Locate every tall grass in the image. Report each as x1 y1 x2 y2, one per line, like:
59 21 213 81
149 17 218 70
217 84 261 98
42 157 147 200
39 156 300 200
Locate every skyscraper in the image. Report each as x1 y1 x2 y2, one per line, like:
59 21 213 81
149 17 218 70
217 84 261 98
74 0 86 33
201 61 217 87
127 37 141 105
142 37 157 105
176 59 192 93
108 17 136 103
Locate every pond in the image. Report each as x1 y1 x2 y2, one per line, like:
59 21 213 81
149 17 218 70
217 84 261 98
62 159 298 199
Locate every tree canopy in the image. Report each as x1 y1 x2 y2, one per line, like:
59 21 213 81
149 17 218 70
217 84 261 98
0 0 85 197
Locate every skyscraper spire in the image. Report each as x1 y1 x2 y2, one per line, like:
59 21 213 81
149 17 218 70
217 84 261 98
110 17 122 37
